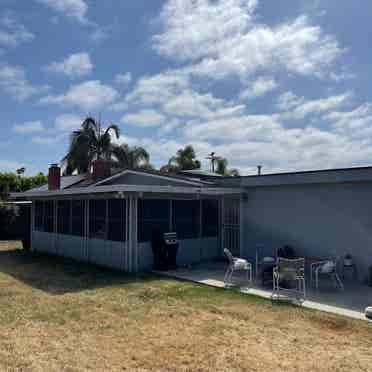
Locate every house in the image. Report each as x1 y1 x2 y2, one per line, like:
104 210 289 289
11 161 241 272
11 161 372 281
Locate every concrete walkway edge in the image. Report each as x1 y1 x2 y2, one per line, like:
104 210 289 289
153 270 370 322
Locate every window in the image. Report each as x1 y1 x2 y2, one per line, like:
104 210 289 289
172 200 200 239
89 199 106 239
57 200 70 234
107 199 126 242
138 199 170 242
34 200 44 231
71 200 85 236
202 199 219 237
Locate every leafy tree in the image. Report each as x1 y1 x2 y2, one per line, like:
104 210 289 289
0 172 47 199
112 144 150 169
62 116 120 175
161 145 201 173
215 158 240 176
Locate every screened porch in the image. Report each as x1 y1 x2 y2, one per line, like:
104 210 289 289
30 193 241 272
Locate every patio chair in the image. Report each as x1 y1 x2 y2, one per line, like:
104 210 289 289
257 244 296 286
273 257 306 300
310 257 344 290
223 248 252 286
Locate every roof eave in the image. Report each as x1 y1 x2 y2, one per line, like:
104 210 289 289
10 185 241 199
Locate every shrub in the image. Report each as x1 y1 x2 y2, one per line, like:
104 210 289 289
0 202 19 239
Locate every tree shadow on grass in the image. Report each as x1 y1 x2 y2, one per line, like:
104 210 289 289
0 246 157 295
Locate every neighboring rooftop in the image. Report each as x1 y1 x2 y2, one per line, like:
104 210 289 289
177 169 223 178
221 165 372 188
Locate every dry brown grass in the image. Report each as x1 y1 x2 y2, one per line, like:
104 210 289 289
0 241 371 371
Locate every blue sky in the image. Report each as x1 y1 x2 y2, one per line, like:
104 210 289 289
1 0 372 175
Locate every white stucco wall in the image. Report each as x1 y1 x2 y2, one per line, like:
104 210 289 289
32 232 128 270
32 232 219 272
241 182 372 281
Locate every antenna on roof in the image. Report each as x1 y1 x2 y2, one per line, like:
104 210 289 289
257 165 262 176
205 152 222 173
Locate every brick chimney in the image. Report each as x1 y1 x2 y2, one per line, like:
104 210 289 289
92 159 111 181
48 163 61 190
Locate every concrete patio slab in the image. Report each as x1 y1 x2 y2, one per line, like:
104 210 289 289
154 262 372 322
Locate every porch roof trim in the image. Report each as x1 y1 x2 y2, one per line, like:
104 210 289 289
10 184 241 199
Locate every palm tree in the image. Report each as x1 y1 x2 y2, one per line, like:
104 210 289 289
112 143 150 169
162 145 201 172
216 158 240 176
62 116 120 175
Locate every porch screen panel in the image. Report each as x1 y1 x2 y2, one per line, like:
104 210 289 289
138 199 170 242
202 199 219 237
71 200 85 236
89 199 106 239
108 199 126 242
44 201 54 233
34 200 44 231
57 200 70 234
172 200 200 239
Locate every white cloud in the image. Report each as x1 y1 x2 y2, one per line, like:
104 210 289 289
154 0 258 62
159 118 181 134
46 52 93 78
153 1 343 80
0 14 34 47
13 121 44 134
121 70 245 120
181 109 372 173
122 109 165 127
40 80 119 111
0 63 48 101
324 103 372 139
330 71 355 82
115 72 132 86
276 91 304 111
163 90 223 118
185 114 282 142
115 97 372 174
239 77 278 99
35 0 89 24
54 114 82 131
125 71 190 106
0 159 24 172
277 91 352 119
31 135 63 145
89 27 109 43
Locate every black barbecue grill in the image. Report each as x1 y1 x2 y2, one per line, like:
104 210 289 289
163 232 179 270
151 231 179 270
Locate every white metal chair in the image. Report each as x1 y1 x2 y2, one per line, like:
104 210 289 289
273 257 306 300
310 257 344 290
223 248 252 286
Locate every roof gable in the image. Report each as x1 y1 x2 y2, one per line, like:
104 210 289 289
94 169 205 187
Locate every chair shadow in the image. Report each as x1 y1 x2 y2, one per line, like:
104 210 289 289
0 247 157 295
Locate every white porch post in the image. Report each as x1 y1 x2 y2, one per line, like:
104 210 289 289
85 199 89 261
127 196 132 272
53 200 57 254
199 198 203 260
30 201 35 251
127 195 139 273
239 194 244 258
132 196 138 272
220 197 225 256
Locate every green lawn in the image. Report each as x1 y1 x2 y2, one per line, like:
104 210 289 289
0 241 371 371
